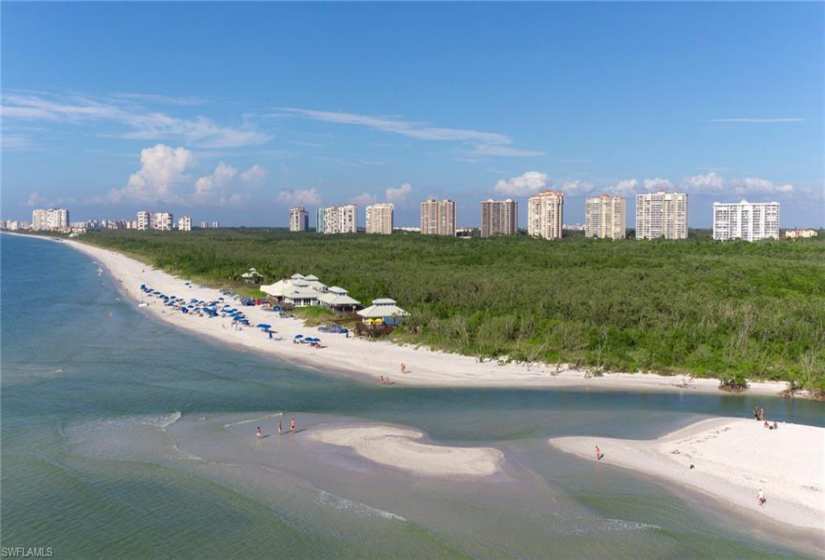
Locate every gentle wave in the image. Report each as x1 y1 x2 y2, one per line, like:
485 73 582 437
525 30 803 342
223 412 283 429
315 490 407 522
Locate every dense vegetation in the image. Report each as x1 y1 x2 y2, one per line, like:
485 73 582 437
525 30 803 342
82 229 825 392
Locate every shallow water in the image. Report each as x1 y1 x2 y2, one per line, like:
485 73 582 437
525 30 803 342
2 233 823 559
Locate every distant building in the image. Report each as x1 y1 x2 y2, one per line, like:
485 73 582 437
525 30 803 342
480 199 517 237
211 221 220 229
635 192 688 240
713 200 780 242
785 228 818 239
321 205 357 234
315 208 326 233
200 221 208 229
178 216 192 232
151 212 174 231
31 208 69 232
585 195 626 240
527 191 564 240
366 203 394 234
289 207 309 232
563 223 586 231
137 211 151 231
420 199 456 236
393 226 421 233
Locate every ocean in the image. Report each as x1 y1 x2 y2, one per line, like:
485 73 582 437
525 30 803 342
2 233 822 559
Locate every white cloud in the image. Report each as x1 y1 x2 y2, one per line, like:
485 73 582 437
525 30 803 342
350 192 377 206
105 144 194 204
610 179 639 196
276 188 322 207
685 172 725 192
385 182 412 203
709 118 804 124
26 192 49 207
732 177 794 195
469 144 544 158
279 107 540 158
1 92 269 148
494 171 548 196
643 177 674 191
558 180 594 196
193 162 266 206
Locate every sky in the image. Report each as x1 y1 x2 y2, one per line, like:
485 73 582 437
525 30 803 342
1 2 823 228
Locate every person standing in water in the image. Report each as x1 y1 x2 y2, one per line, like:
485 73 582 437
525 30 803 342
256 426 263 439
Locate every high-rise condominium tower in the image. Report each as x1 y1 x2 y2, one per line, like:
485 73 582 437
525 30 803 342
527 191 564 240
635 192 688 240
365 203 394 234
289 207 309 232
480 199 518 237
713 200 779 241
585 195 626 240
321 205 357 234
420 199 456 236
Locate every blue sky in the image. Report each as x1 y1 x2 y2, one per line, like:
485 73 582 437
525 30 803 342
2 2 823 227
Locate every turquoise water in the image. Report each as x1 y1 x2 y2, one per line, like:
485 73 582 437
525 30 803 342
2 233 823 559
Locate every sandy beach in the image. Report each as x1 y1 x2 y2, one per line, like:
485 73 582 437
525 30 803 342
44 235 800 396
549 417 825 533
308 424 504 477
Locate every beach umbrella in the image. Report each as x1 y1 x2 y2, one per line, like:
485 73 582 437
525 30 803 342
257 323 272 329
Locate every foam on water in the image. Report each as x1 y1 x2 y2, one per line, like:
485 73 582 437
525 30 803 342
223 412 283 429
315 489 407 522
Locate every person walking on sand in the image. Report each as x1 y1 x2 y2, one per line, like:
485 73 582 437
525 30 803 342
278 418 283 434
758 489 766 506
290 416 296 433
400 362 407 374
595 445 603 461
256 426 263 439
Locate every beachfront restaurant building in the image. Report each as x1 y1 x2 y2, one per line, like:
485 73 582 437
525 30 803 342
357 298 409 326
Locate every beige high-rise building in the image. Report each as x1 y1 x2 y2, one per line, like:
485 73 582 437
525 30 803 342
177 215 192 232
288 207 309 232
480 199 517 237
366 203 394 234
527 191 564 240
137 210 151 231
151 212 174 231
585 195 626 240
420 199 456 236
713 200 779 241
32 208 69 231
635 192 688 240
321 205 357 234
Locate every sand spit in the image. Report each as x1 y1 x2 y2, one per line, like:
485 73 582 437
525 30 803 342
309 425 504 477
549 418 825 533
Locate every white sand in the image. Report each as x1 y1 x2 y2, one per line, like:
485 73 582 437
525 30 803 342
309 424 503 477
549 418 825 532
42 236 800 395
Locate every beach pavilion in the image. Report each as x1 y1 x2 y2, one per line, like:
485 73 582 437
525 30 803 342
240 267 264 285
259 273 330 307
356 298 409 326
318 286 361 312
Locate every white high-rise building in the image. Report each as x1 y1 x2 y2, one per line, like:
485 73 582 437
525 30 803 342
713 200 780 242
527 191 564 240
137 211 151 231
420 199 456 236
315 208 325 233
151 212 174 231
365 203 394 234
177 216 192 232
585 195 626 240
289 207 309 232
480 199 517 237
321 205 358 234
635 192 688 240
31 208 69 231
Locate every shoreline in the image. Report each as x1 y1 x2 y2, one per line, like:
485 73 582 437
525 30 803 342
549 417 825 538
5 232 809 397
